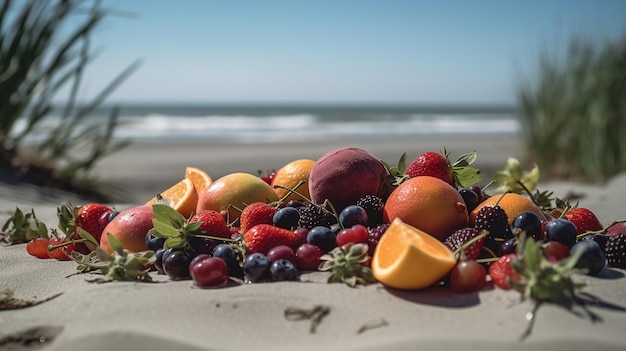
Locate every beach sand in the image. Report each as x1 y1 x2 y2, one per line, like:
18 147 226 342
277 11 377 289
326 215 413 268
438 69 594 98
1 135 625 351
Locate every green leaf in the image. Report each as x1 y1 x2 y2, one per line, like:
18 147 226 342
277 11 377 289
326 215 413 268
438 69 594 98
454 166 484 188
106 233 124 255
78 227 99 246
452 151 478 167
152 204 185 228
396 152 407 174
151 220 182 238
164 236 187 249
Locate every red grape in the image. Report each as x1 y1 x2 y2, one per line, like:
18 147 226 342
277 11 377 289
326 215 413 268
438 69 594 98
295 243 323 271
449 260 487 293
190 256 229 288
267 245 296 265
336 224 369 247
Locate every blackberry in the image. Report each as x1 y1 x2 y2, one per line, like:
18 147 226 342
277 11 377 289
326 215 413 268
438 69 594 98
473 205 512 254
356 195 384 227
367 223 390 256
297 203 336 229
444 227 484 260
605 233 626 269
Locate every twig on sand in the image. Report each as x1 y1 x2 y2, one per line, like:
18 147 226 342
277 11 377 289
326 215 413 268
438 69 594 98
0 289 62 311
284 305 331 333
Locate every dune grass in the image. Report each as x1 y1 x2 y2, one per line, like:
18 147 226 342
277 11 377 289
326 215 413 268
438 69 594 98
517 34 626 183
0 0 138 201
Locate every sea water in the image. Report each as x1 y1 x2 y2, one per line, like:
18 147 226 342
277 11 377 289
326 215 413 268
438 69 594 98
23 104 520 143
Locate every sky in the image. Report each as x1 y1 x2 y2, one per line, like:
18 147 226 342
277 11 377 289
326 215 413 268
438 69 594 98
69 0 626 105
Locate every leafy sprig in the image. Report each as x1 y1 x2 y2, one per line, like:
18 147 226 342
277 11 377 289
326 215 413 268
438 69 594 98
319 243 376 287
70 233 155 283
1 207 49 244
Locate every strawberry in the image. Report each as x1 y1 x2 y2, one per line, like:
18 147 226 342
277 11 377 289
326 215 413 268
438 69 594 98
191 210 231 238
563 207 603 234
240 202 278 234
444 227 484 260
76 203 114 241
404 150 483 189
243 224 300 255
58 202 113 243
488 253 520 289
405 151 454 185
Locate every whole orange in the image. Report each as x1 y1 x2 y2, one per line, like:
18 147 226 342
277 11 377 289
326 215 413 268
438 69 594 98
383 176 468 241
271 159 315 204
469 192 546 226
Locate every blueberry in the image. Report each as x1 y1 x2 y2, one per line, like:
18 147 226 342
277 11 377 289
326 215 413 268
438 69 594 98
269 259 298 281
307 226 337 252
339 205 368 228
273 207 300 229
572 240 607 275
212 244 243 278
545 219 578 248
145 232 166 251
189 236 219 256
154 248 167 274
108 210 120 222
512 211 543 240
243 253 271 283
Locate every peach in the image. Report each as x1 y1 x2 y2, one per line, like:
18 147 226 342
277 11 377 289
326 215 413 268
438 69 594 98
100 205 154 253
308 147 388 211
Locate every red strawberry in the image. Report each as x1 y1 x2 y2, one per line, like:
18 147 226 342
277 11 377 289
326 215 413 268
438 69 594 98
243 224 300 255
488 253 520 290
564 207 603 234
191 210 231 238
76 203 114 242
405 151 454 185
240 202 277 234
443 227 484 260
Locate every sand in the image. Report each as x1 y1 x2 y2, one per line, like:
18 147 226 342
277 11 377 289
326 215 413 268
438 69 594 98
1 135 625 351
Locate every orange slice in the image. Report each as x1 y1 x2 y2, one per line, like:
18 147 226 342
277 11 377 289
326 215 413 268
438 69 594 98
372 218 456 290
185 166 212 196
145 178 198 218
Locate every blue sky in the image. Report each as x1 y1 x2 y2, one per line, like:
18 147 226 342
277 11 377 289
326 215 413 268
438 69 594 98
77 0 626 105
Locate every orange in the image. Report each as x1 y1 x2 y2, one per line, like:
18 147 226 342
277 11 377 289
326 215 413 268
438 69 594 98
145 178 198 218
196 172 279 222
372 218 457 290
270 159 315 204
469 193 546 226
383 176 468 241
185 166 213 196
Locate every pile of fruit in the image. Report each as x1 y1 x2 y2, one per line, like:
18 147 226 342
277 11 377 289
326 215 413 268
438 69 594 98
4 148 626 300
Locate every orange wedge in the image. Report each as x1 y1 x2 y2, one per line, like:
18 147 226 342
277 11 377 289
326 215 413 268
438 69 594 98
185 166 212 196
145 178 198 218
372 218 456 290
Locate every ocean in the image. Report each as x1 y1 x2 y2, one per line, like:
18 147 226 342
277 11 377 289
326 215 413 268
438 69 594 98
37 104 520 143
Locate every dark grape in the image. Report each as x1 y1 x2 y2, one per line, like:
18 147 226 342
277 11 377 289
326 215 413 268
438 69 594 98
273 207 300 229
269 259 298 281
307 226 337 252
497 237 517 256
545 219 578 248
459 188 480 212
212 244 243 278
189 236 219 256
163 250 192 280
512 211 543 240
244 253 271 283
339 205 368 228
154 248 167 274
572 240 607 275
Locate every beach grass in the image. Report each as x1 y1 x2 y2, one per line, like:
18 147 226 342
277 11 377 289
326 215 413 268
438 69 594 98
0 0 137 201
517 34 626 183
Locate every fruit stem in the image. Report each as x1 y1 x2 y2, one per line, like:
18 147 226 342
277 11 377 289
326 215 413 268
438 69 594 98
273 180 310 204
575 219 626 240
